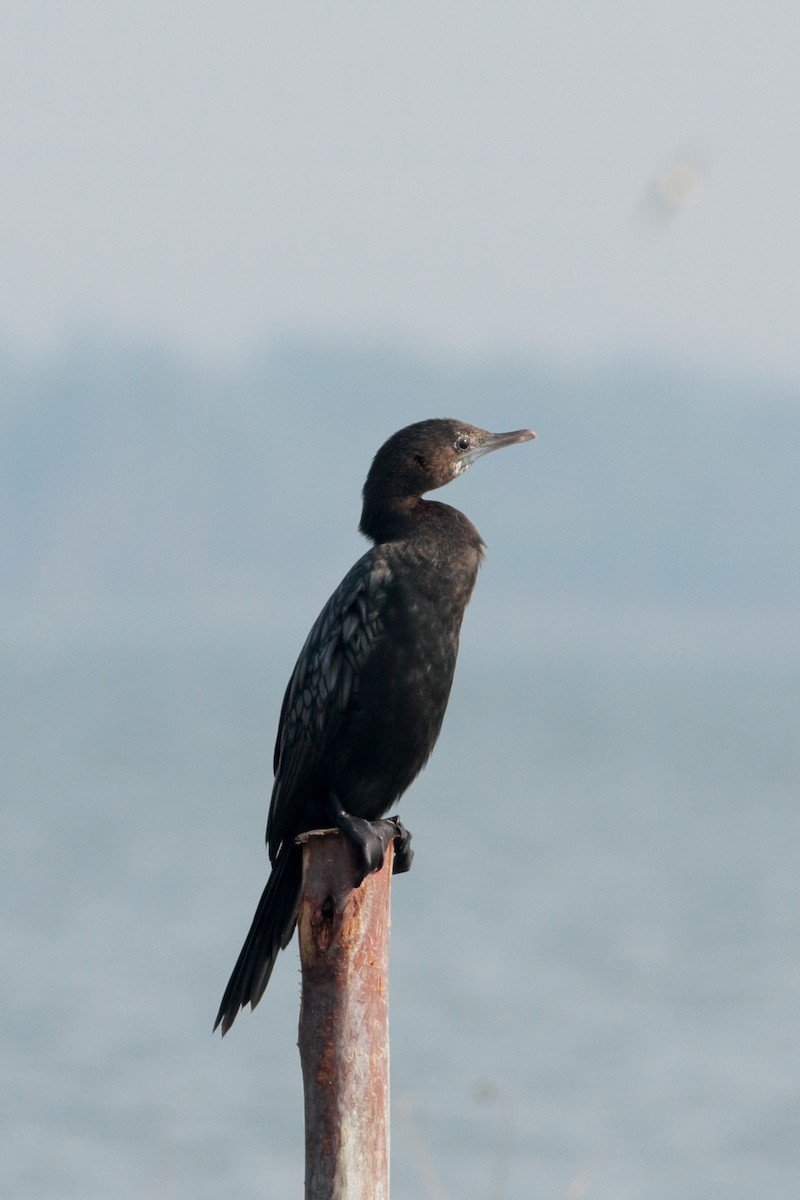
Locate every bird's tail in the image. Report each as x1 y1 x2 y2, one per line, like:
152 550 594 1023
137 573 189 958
214 843 302 1035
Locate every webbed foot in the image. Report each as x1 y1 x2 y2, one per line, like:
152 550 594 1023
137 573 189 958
327 794 413 884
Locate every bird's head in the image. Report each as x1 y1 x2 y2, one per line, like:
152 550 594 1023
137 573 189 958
360 418 535 539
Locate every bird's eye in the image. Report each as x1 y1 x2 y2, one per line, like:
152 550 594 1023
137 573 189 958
456 435 471 451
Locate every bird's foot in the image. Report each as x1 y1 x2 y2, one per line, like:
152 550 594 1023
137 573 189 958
340 813 388 883
327 794 413 884
390 817 414 875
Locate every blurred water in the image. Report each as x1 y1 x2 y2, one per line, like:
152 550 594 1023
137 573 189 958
1 608 798 1200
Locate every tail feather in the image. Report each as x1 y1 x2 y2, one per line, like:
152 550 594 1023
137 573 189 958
214 844 302 1035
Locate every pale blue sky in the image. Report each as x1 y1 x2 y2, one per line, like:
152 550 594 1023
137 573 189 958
3 2 800 376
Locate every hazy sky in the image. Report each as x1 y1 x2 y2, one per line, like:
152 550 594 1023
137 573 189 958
3 2 800 376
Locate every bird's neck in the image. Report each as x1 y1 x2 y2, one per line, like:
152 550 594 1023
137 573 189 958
360 495 484 558
359 490 419 543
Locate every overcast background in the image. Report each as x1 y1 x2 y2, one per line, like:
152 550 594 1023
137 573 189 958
3 1 800 376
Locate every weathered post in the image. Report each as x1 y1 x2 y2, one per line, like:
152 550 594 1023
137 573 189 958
297 826 395 1200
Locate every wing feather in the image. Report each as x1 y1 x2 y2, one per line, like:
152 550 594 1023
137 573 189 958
266 550 392 857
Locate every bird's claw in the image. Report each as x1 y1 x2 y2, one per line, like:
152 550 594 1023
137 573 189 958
390 817 413 875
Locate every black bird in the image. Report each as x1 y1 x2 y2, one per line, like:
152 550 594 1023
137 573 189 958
215 418 535 1034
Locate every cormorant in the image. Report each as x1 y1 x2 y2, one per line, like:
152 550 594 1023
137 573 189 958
215 418 535 1034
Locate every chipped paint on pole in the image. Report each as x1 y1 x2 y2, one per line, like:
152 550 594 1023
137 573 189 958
297 827 395 1200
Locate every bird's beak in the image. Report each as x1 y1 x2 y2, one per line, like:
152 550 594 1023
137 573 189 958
461 427 536 467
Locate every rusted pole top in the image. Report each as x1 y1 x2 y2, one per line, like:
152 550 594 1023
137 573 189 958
297 826 395 1200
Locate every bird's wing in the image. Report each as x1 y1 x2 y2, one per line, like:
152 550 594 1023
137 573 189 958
266 549 392 857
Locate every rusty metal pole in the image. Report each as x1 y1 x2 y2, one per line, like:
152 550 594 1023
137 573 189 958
297 827 395 1200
